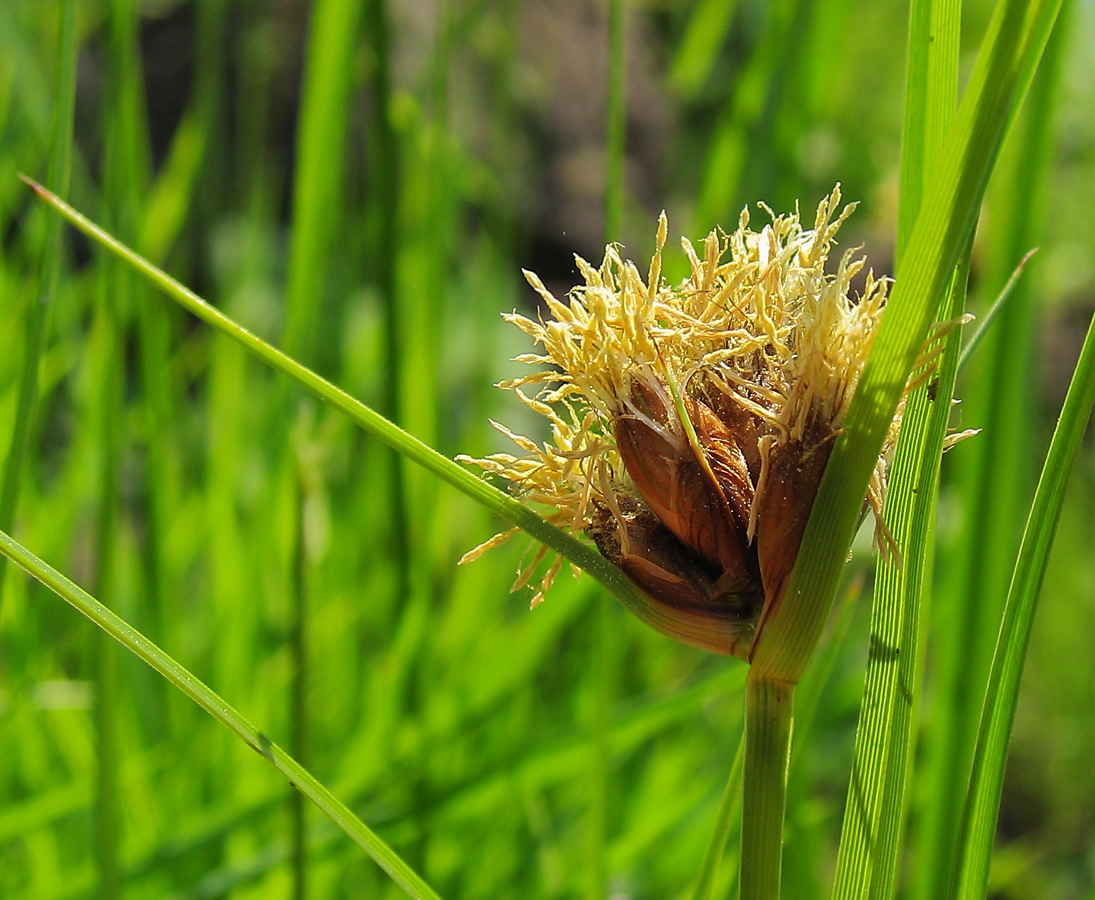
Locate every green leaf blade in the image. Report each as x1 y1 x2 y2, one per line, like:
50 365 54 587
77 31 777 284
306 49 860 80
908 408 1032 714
831 0 964 893
0 528 444 900
952 307 1095 898
749 0 1065 685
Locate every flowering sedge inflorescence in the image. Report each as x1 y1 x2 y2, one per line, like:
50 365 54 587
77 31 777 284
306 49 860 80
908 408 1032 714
459 187 913 660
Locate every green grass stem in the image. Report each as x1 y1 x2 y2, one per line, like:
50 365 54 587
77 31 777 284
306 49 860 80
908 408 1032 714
895 0 961 267
90 265 124 900
830 0 963 894
588 599 613 900
282 0 362 885
832 250 972 900
694 0 802 230
670 0 742 98
587 4 627 893
912 10 1069 897
283 0 361 360
740 672 794 900
89 4 154 892
0 0 76 604
956 249 1037 373
700 581 857 900
365 0 412 631
291 437 315 900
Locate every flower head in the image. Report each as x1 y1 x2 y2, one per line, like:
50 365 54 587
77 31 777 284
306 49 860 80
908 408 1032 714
460 186 899 660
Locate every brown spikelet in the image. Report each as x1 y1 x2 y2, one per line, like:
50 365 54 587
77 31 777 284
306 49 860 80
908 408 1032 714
613 378 756 585
590 497 762 659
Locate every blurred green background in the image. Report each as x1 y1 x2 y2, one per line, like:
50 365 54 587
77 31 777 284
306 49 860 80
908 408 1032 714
0 1 1092 898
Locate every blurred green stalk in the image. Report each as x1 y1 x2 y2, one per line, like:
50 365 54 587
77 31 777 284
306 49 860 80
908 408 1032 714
0 0 76 603
588 1 627 896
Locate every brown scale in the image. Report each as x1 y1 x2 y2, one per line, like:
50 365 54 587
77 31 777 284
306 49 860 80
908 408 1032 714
704 380 778 482
589 497 763 656
752 421 836 631
612 378 760 593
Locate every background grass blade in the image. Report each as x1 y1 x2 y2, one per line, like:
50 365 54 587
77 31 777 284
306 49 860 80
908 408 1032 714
692 0 803 230
281 2 363 889
283 0 361 361
0 0 76 603
587 2 627 895
956 249 1037 373
362 0 412 630
670 0 742 99
690 735 745 900
90 3 157 894
0 528 444 900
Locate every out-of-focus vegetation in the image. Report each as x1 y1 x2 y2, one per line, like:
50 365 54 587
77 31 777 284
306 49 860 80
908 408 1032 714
0 1 1092 898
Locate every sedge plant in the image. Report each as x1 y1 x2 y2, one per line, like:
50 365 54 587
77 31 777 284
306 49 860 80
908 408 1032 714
2 0 1091 897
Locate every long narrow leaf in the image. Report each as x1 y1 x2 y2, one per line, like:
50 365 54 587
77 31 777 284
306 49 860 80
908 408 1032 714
690 736 745 900
283 0 362 359
0 529 443 900
750 0 1064 682
912 10 1070 896
18 177 713 651
952 314 1095 897
831 0 963 892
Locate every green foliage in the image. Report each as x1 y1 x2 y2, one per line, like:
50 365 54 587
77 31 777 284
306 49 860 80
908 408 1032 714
1 1 1093 899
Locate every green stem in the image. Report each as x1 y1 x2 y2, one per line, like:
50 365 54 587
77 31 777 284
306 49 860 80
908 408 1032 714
587 599 613 900
91 286 124 900
365 0 411 608
93 629 121 900
0 0 76 603
291 450 312 900
604 0 626 239
915 14 1069 900
0 528 443 900
283 0 361 360
740 671 794 900
92 3 150 890
586 1 626 892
